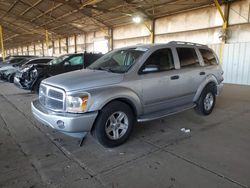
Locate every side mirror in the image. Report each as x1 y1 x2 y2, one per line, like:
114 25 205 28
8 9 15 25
142 64 159 73
64 61 70 66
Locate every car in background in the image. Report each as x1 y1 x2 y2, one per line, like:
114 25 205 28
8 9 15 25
0 58 33 79
32 41 224 147
2 57 54 83
14 52 102 92
0 55 37 67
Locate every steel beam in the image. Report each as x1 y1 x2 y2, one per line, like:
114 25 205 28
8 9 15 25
0 25 5 61
214 0 229 64
144 20 155 44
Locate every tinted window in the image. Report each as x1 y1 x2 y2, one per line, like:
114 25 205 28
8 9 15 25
27 59 50 65
177 48 199 68
142 48 174 72
199 49 217 65
69 56 83 65
9 58 25 64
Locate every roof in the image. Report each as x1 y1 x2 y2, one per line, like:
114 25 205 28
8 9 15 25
0 0 223 49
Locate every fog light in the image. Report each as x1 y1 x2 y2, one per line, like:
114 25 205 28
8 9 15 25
57 120 65 129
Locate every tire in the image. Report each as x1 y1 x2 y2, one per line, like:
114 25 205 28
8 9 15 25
195 84 216 115
8 74 15 83
33 78 43 93
93 101 135 148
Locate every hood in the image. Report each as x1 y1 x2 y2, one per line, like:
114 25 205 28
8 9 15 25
42 69 124 92
0 65 13 71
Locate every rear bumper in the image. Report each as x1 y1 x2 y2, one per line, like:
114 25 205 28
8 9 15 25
31 99 98 138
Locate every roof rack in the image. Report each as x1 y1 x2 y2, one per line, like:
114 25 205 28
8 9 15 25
168 41 208 47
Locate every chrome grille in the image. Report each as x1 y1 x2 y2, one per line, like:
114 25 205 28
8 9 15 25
39 84 65 111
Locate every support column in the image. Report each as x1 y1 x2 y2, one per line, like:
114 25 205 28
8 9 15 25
59 38 61 54
74 34 77 53
66 37 69 53
45 30 49 56
214 0 229 64
84 33 87 52
33 44 36 56
109 28 113 51
52 41 55 55
42 42 44 56
0 25 5 62
144 19 155 44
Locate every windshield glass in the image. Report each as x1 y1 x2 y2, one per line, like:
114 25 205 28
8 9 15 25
49 55 69 65
88 47 147 73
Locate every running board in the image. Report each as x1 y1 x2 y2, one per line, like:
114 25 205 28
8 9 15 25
137 104 196 122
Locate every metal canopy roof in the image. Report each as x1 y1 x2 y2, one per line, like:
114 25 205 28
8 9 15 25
0 0 218 48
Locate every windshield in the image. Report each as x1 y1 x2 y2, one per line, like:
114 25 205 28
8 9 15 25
18 59 30 66
49 54 69 65
88 48 147 73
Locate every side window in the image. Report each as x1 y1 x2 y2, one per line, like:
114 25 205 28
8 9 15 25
141 48 174 73
68 56 83 66
27 60 42 64
199 49 218 66
29 59 52 64
177 48 199 68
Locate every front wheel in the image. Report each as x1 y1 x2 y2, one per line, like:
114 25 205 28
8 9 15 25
8 73 15 83
93 101 135 148
195 85 216 115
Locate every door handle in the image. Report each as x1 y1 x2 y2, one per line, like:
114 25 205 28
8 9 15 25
170 75 179 80
200 72 206 75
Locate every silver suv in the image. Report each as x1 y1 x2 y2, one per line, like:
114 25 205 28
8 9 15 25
32 41 223 147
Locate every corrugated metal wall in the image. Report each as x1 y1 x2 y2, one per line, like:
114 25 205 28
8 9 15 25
210 42 250 86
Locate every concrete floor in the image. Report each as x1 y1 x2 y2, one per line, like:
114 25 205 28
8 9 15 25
0 82 250 188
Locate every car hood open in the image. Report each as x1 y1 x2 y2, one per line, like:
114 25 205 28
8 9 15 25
42 69 124 92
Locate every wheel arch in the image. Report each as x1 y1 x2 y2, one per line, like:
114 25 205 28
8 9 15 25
193 74 218 102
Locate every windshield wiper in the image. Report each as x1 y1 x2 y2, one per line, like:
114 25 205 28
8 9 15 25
90 67 124 73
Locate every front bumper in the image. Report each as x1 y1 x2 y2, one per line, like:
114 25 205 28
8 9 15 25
14 77 24 88
31 99 98 138
217 83 223 96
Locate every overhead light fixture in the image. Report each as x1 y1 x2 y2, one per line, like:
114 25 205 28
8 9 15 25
132 16 142 23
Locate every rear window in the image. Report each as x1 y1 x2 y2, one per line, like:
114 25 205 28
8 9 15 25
177 48 199 68
199 49 218 66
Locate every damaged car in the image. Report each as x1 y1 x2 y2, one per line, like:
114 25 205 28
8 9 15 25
14 52 102 92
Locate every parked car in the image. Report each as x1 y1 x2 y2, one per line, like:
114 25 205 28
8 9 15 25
14 52 102 92
4 57 54 83
0 55 37 67
32 41 224 147
0 58 33 80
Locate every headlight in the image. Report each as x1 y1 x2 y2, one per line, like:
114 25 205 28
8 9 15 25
66 95 88 113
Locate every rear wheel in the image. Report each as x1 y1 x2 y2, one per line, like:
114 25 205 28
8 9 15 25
195 84 216 115
93 101 135 148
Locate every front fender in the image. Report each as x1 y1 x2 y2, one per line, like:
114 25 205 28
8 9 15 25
87 86 143 115
193 74 219 102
